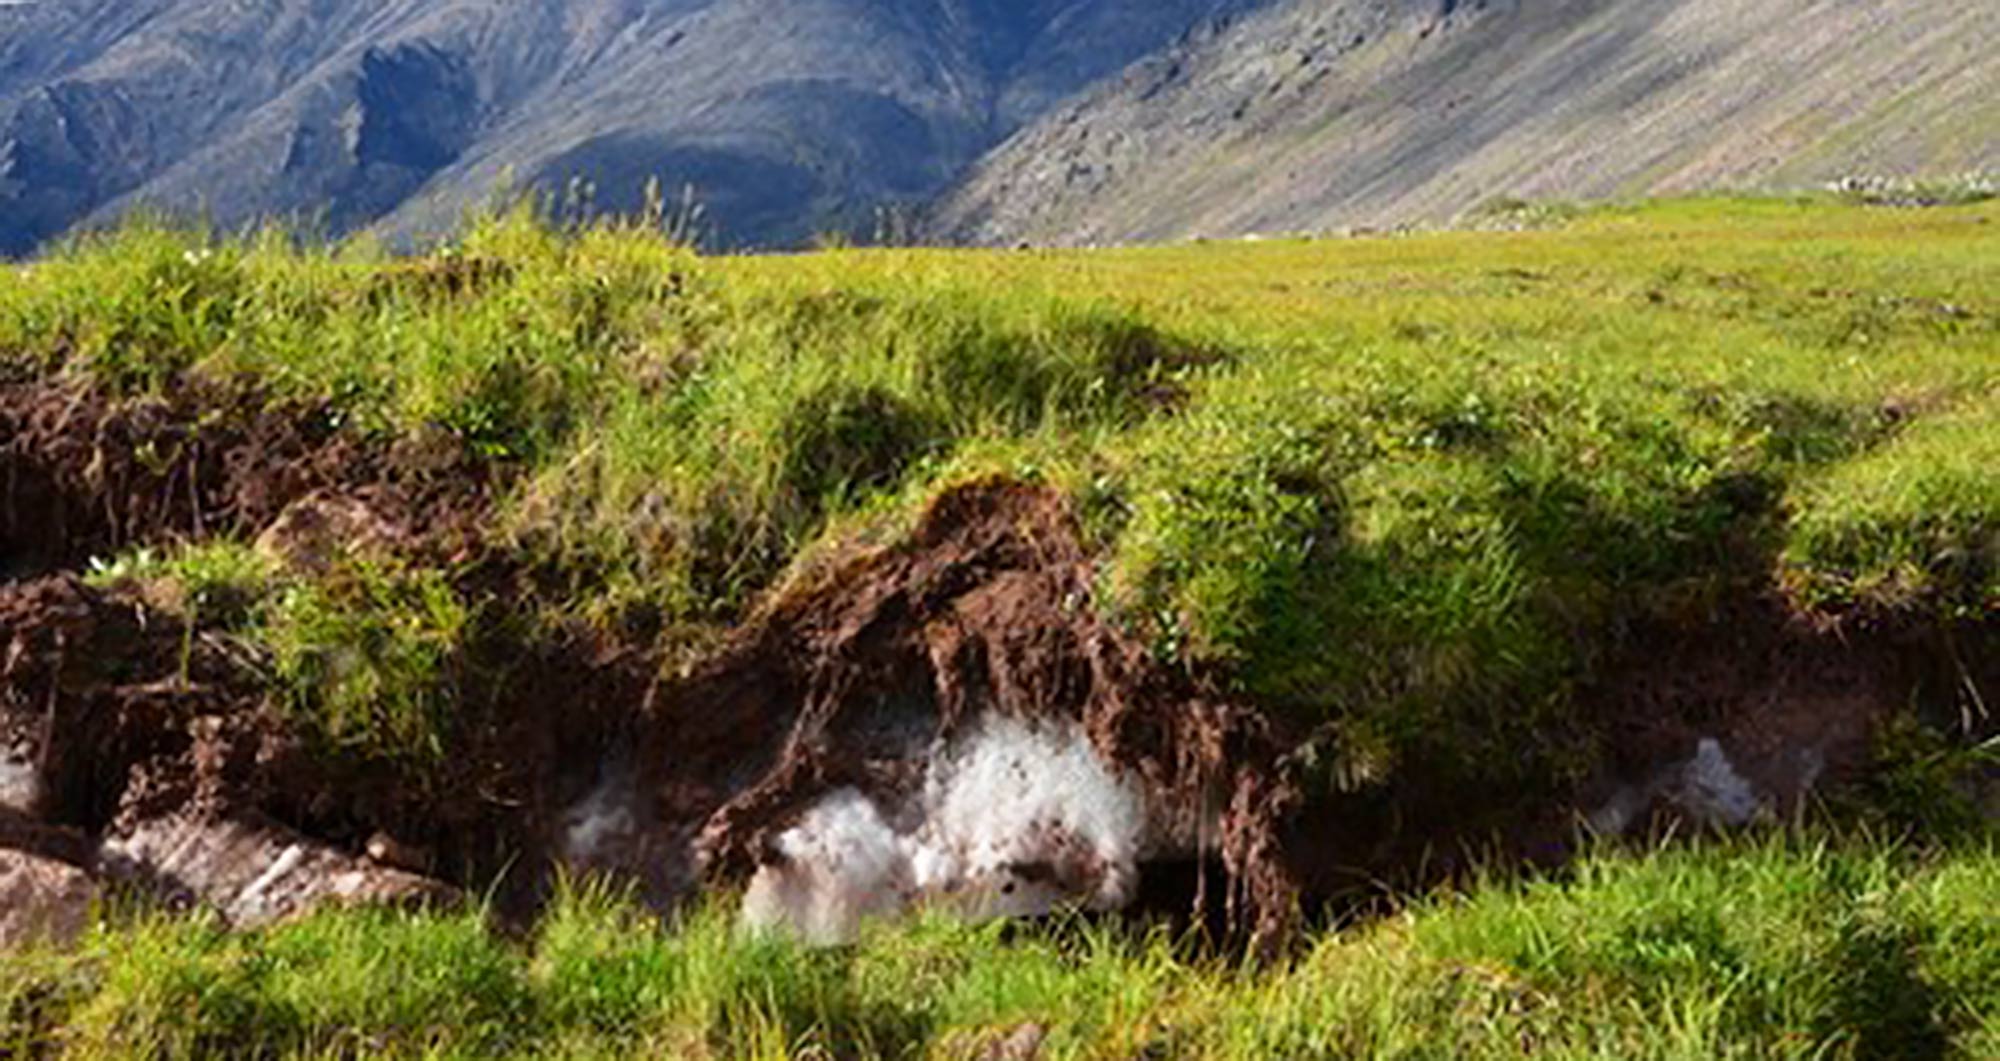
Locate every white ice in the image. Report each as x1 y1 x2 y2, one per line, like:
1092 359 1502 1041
739 787 912 944
561 779 636 863
0 742 38 813
738 716 1150 943
1674 737 1766 827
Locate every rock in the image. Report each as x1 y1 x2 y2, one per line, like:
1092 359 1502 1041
98 813 454 928
0 847 99 948
980 1022 1049 1061
364 830 434 874
254 493 404 575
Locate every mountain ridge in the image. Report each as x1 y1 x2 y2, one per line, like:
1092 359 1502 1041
3 0 1992 256
934 0 1999 246
0 0 1244 255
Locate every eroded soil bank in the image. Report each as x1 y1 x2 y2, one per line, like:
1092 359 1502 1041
2 376 1991 950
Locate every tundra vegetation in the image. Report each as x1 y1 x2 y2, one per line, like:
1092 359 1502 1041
1 195 1995 1057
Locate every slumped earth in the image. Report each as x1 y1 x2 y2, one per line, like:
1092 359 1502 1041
0 195 1995 1056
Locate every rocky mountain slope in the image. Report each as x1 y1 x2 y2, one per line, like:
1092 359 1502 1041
935 0 1999 245
0 0 1243 255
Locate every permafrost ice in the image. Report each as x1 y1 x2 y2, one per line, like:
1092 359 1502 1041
740 716 1148 943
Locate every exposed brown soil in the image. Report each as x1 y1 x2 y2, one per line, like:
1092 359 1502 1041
1587 607 1916 812
1283 601 1997 910
2 375 1987 951
0 375 1303 944
0 374 496 937
0 377 491 580
608 480 1299 941
0 572 459 931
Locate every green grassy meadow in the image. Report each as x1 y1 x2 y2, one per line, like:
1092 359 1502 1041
2 196 1995 1057
10 196 1992 785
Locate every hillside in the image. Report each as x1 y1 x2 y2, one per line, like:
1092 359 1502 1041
935 0 2000 245
9 0 1991 258
0 0 1242 256
2 196 1996 1054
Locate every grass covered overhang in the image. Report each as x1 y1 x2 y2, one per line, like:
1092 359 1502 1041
4 197 1990 795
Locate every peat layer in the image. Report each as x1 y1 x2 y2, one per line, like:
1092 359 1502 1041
2 375 1991 949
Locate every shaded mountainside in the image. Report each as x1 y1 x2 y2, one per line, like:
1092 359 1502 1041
0 0 1244 255
8 0 1990 257
935 0 2000 245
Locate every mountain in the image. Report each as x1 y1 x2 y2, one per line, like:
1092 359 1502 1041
0 0 1244 255
7 0 1990 257
934 0 1999 245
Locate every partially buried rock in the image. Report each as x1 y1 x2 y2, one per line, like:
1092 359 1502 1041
947 1021 1047 1061
254 493 404 575
0 848 100 948
98 813 454 928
